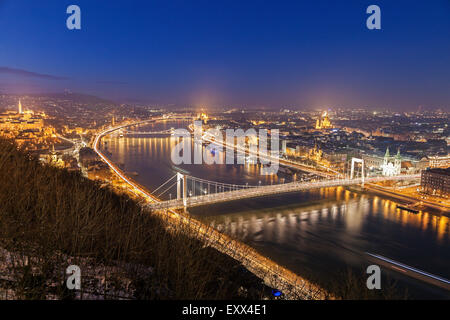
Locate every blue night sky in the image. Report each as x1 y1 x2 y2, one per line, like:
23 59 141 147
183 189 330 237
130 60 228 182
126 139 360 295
0 0 449 110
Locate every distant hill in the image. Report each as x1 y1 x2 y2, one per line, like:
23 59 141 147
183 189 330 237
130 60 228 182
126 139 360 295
28 92 118 105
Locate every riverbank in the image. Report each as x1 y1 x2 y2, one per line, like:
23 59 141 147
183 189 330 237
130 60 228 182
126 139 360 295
364 184 450 216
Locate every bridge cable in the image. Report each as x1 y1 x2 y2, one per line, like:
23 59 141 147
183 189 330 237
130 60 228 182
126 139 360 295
155 180 179 198
150 174 177 196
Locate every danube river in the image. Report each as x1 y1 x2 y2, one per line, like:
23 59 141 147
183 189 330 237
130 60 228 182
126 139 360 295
101 121 450 299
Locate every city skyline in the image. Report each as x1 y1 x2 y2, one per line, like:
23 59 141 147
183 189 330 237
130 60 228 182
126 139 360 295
0 0 449 110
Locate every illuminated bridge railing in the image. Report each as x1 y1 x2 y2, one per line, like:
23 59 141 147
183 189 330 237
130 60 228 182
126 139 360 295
121 129 174 135
146 174 420 210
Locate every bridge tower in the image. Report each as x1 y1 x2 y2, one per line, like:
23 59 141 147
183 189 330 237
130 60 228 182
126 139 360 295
176 172 188 207
177 173 182 200
350 157 365 186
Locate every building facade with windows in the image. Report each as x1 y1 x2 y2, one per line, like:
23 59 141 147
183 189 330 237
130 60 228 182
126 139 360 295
421 167 450 197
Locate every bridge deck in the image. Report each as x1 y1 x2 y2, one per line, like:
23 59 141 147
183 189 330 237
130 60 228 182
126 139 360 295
147 174 419 210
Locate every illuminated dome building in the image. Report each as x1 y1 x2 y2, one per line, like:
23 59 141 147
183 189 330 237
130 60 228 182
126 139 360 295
197 112 208 124
315 111 332 129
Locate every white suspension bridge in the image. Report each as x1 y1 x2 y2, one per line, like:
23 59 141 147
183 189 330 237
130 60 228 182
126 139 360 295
147 171 420 210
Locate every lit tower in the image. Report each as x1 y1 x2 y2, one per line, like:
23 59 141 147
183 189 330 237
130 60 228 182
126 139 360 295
18 99 23 114
394 149 402 175
383 147 390 168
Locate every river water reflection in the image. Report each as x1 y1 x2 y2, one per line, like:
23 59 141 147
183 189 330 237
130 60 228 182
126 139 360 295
102 121 450 299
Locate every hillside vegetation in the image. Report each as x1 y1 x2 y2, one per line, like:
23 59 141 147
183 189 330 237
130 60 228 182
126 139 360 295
0 138 269 299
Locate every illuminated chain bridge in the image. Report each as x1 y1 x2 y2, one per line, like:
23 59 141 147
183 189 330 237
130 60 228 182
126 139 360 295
146 172 420 210
117 128 175 135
